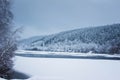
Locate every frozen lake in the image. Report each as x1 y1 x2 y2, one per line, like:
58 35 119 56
14 56 120 80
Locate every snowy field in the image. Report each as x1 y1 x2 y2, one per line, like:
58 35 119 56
13 55 120 80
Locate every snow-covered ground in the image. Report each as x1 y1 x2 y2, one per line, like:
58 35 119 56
13 55 120 80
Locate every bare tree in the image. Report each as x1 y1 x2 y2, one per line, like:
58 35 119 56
0 0 17 78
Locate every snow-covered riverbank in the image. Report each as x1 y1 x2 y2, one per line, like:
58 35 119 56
15 50 120 60
14 56 120 80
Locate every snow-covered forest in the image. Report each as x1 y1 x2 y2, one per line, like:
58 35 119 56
19 24 120 54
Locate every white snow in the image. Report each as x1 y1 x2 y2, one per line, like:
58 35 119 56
14 55 120 80
0 78 5 80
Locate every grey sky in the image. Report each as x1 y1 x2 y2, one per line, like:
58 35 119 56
12 0 120 39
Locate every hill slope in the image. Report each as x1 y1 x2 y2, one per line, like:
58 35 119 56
19 24 120 54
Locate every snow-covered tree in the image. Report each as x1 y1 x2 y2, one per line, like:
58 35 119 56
0 0 17 79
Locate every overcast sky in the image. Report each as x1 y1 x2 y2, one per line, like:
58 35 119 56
12 0 120 39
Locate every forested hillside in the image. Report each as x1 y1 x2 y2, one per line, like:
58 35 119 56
19 24 120 54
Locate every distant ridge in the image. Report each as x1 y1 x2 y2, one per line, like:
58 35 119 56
19 24 120 54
